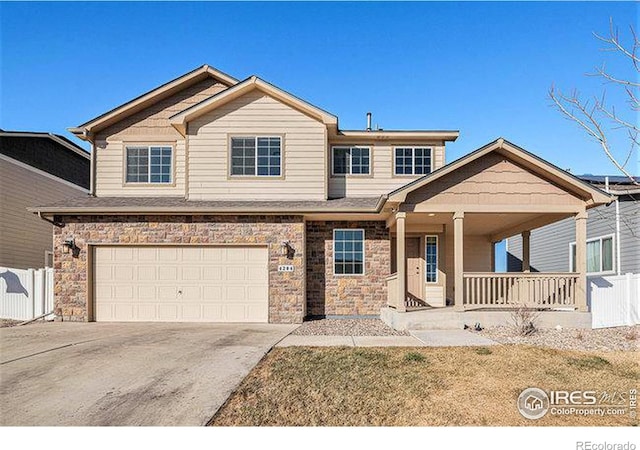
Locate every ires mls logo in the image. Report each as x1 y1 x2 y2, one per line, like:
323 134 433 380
518 388 550 419
518 387 632 420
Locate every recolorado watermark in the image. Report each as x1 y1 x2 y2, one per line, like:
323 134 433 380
575 442 636 450
517 387 637 420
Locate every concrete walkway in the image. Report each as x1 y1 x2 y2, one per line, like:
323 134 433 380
276 330 498 347
410 330 499 347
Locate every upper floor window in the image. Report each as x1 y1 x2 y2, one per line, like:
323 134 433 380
394 147 432 175
332 146 371 176
570 235 614 274
230 136 281 177
126 146 172 183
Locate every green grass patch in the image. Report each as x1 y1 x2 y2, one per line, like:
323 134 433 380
404 351 427 362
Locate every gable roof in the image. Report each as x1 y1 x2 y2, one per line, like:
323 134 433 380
387 138 614 207
69 65 238 140
169 76 339 135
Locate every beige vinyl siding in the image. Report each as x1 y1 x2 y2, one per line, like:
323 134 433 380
187 91 326 200
328 142 446 198
0 156 88 269
94 78 227 197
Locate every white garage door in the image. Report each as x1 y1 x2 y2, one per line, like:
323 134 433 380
94 246 269 322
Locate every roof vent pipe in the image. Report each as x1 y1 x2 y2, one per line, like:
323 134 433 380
366 112 372 131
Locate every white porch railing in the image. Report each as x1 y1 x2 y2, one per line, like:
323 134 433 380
386 273 400 309
0 267 54 320
463 272 579 309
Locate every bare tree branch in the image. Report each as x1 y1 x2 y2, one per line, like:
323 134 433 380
550 19 639 185
591 64 640 87
549 86 639 185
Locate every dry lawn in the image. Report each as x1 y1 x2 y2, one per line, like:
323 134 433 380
210 346 638 426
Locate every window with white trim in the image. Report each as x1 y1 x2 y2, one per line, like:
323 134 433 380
332 147 371 175
333 229 365 275
425 236 438 282
394 147 432 175
126 146 172 183
570 235 614 274
230 136 281 176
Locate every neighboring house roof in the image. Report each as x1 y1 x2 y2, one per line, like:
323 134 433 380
578 175 640 195
169 76 339 135
29 196 386 215
0 130 89 159
387 138 614 208
0 130 90 190
69 65 238 139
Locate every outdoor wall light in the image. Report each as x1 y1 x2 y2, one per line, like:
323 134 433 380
62 238 80 257
281 240 295 259
62 238 75 254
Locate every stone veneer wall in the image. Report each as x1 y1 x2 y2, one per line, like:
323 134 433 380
53 215 305 323
306 221 390 317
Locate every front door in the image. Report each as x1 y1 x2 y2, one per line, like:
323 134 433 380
406 237 423 302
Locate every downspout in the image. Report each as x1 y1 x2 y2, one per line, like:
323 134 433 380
87 130 96 197
615 198 621 276
605 177 622 276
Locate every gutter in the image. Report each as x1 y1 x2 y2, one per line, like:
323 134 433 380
37 211 64 227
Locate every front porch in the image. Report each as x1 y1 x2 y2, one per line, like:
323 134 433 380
380 139 612 326
385 210 588 313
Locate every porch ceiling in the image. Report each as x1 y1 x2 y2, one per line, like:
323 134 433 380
392 212 572 241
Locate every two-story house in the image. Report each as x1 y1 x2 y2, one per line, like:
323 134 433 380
32 65 612 328
1 130 90 269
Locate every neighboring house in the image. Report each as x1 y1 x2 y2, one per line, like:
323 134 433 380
31 65 612 327
0 130 90 269
507 176 639 276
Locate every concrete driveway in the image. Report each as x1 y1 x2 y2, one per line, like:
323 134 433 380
0 322 296 426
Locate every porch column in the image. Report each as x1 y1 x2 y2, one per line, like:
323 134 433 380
522 230 531 272
575 211 588 312
396 212 407 312
453 211 464 311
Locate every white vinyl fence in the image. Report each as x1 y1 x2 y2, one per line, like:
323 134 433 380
0 267 54 321
589 273 640 329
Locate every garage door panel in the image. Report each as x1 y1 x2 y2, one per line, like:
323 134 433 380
226 249 247 262
247 266 268 282
181 266 201 280
113 304 135 321
114 285 134 300
137 266 157 281
203 266 222 280
202 247 224 261
137 286 156 300
94 246 269 322
114 266 135 281
158 265 178 280
113 247 134 261
158 304 179 321
137 304 156 320
137 247 157 261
